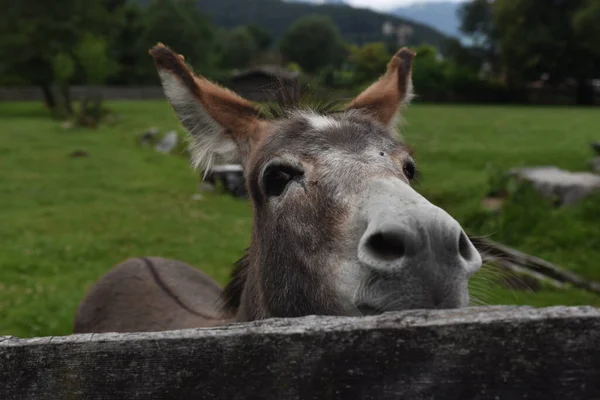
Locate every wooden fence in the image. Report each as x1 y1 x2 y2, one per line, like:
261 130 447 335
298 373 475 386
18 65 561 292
1 306 599 399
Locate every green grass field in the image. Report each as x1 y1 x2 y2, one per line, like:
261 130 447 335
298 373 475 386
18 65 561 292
1 100 599 338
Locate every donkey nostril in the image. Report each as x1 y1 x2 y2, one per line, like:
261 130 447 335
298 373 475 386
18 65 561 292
366 232 406 261
458 231 473 261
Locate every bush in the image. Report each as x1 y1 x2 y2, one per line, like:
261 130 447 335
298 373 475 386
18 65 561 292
74 33 116 86
279 15 346 73
286 62 302 73
348 42 390 85
220 26 258 70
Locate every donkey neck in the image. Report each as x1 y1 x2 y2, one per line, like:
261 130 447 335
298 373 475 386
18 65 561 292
231 241 352 322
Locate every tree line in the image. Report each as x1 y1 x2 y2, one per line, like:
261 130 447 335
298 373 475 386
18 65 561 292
458 0 600 105
1 0 598 118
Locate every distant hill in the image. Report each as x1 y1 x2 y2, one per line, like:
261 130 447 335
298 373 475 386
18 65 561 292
391 1 465 40
149 0 449 48
286 0 346 4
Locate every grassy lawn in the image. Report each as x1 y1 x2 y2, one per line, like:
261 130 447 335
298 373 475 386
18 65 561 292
1 100 599 338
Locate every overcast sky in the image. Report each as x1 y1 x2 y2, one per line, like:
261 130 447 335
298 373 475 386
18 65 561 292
346 0 467 12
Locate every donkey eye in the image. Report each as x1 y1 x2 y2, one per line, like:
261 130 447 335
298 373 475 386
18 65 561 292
262 163 304 198
403 159 417 181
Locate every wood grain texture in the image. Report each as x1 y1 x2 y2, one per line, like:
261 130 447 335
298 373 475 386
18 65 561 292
1 306 599 400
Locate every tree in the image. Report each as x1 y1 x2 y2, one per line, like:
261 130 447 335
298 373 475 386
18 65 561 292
349 42 390 84
220 27 258 69
108 2 148 85
572 0 600 61
458 0 499 75
246 24 273 51
75 33 115 86
279 15 346 74
141 0 215 77
51 52 76 116
73 33 116 127
0 0 114 109
410 45 448 96
459 0 495 49
442 38 486 75
493 0 600 104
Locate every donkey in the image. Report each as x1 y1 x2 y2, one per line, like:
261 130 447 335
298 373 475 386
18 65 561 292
73 43 482 334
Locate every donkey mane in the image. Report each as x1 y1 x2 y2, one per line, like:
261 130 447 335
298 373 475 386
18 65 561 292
220 250 250 314
256 78 348 120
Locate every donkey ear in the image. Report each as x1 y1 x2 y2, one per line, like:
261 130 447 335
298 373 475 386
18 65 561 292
346 47 416 128
149 43 269 171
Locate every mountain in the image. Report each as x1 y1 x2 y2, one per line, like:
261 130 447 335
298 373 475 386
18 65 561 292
187 0 449 48
391 1 465 40
286 0 346 4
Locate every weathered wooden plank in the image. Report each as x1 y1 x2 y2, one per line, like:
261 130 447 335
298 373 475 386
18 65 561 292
1 306 599 400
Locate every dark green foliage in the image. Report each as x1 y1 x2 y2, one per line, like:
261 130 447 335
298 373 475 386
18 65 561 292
411 45 448 96
141 0 215 72
459 0 495 48
442 37 487 74
108 2 148 85
74 33 115 85
0 0 114 106
51 53 76 118
459 0 600 104
219 26 258 69
0 0 224 108
279 15 346 73
246 24 273 51
318 66 336 88
573 0 600 56
348 42 390 84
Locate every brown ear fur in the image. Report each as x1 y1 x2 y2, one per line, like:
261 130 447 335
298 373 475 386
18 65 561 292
149 43 266 142
346 47 416 127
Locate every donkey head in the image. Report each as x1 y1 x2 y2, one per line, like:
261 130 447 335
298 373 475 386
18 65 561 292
150 44 482 321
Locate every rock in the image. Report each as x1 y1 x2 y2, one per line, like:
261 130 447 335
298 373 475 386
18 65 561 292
198 182 216 192
591 157 600 174
61 120 74 129
69 150 89 158
591 141 600 155
510 166 600 206
191 194 203 201
139 127 159 146
155 131 178 153
481 196 505 212
223 172 248 198
205 164 247 198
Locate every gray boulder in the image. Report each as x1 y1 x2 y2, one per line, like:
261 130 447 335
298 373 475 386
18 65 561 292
509 166 600 205
591 157 600 174
203 164 247 198
138 127 159 146
155 131 179 154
